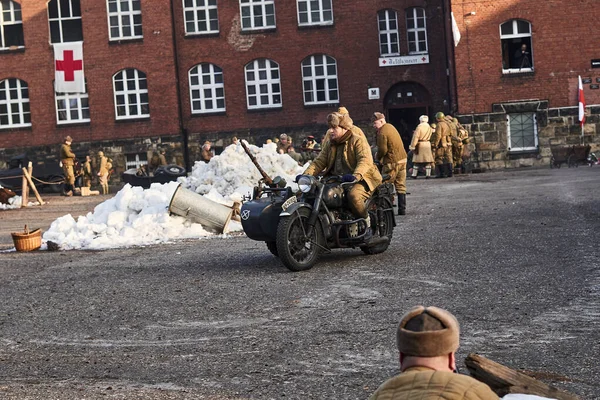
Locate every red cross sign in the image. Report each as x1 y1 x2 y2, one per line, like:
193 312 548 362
56 50 83 81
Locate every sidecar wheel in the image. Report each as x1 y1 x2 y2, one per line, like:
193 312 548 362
361 197 394 255
276 207 323 272
265 241 278 257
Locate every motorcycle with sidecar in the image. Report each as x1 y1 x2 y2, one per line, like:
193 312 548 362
240 174 396 271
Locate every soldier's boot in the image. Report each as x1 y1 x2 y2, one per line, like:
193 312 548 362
410 167 419 179
435 165 444 178
425 166 432 179
446 163 453 177
397 193 406 215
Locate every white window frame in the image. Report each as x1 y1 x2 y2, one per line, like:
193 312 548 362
55 87 90 125
500 19 533 74
47 0 83 44
301 54 339 105
113 68 150 120
406 7 427 54
0 78 31 129
189 63 225 114
240 0 275 31
377 9 399 57
244 59 281 110
125 153 147 169
0 0 24 50
107 0 143 41
183 0 219 35
297 0 333 26
507 113 538 152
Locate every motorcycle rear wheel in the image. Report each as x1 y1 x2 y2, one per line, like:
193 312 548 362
361 197 394 255
276 207 323 271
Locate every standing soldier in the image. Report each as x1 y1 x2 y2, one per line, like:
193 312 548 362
372 112 408 215
97 151 109 195
409 115 435 179
431 112 453 178
158 149 168 166
455 119 470 173
201 141 213 163
82 155 93 188
277 134 292 154
60 135 76 196
447 116 462 174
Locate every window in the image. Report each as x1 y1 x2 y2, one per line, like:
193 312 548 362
240 0 275 30
107 0 142 41
126 153 147 169
0 0 24 50
113 69 149 119
406 7 427 54
189 63 225 114
507 113 538 152
244 59 281 109
0 78 31 129
377 9 399 56
48 0 83 43
55 84 90 124
500 19 533 73
184 0 218 34
301 54 338 105
297 0 332 26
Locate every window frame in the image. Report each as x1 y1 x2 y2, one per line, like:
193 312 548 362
106 0 143 41
239 0 276 31
189 63 226 114
0 78 31 129
183 0 219 35
377 9 399 57
112 68 150 120
55 83 90 125
125 153 147 169
406 7 428 54
244 58 282 110
0 0 24 50
500 19 534 74
296 0 333 27
507 113 538 152
301 54 339 106
47 0 83 44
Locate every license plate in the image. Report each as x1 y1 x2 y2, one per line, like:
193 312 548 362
281 195 297 211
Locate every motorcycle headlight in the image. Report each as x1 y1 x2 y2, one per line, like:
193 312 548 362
297 175 314 193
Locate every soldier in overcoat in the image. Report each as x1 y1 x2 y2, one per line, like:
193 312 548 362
409 115 435 179
431 112 453 178
60 135 76 196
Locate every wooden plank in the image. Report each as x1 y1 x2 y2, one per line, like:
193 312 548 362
21 172 28 208
21 168 44 205
465 353 579 399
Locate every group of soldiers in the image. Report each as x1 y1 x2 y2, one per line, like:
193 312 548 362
60 135 112 196
409 112 470 179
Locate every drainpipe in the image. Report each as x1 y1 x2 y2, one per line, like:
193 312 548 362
441 0 457 114
169 0 190 172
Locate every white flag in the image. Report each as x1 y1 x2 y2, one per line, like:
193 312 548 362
54 41 85 93
451 12 461 47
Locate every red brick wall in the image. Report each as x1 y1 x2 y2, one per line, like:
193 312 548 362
451 0 600 114
174 0 451 135
0 0 180 149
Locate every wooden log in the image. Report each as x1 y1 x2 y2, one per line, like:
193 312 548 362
21 172 28 208
465 353 579 400
21 168 44 205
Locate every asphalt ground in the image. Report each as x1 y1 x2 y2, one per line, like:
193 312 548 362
0 167 599 399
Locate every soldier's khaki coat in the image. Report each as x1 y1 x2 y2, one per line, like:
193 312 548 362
431 120 453 165
410 122 435 164
376 123 407 165
305 126 382 191
369 366 499 400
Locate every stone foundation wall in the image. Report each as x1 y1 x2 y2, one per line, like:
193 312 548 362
457 101 600 170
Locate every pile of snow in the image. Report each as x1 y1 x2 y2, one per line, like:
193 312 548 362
40 142 306 251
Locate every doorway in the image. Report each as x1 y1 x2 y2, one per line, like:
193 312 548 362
388 107 428 151
384 82 431 151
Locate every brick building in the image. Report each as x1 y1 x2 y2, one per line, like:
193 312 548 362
0 0 453 177
450 0 600 169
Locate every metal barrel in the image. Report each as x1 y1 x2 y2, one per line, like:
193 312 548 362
168 184 233 234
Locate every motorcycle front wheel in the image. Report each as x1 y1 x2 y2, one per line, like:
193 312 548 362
276 207 323 272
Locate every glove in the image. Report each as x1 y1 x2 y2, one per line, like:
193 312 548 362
341 174 355 183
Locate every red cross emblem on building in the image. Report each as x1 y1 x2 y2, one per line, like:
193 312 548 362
56 50 83 81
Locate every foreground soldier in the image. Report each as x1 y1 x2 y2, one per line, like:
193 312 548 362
409 115 435 179
431 112 453 178
304 112 382 222
60 135 76 196
369 306 499 400
372 112 408 215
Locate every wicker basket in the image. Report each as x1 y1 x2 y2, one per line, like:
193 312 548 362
11 225 42 252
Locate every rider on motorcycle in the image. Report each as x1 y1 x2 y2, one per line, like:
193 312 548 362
303 112 382 223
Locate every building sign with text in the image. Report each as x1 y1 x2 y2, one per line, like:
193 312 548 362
379 54 429 67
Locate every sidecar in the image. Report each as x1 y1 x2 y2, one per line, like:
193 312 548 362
240 185 295 242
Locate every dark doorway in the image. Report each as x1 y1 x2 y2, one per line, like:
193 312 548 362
388 107 427 151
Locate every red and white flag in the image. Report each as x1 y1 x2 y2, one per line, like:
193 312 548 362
578 75 586 128
54 41 85 93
